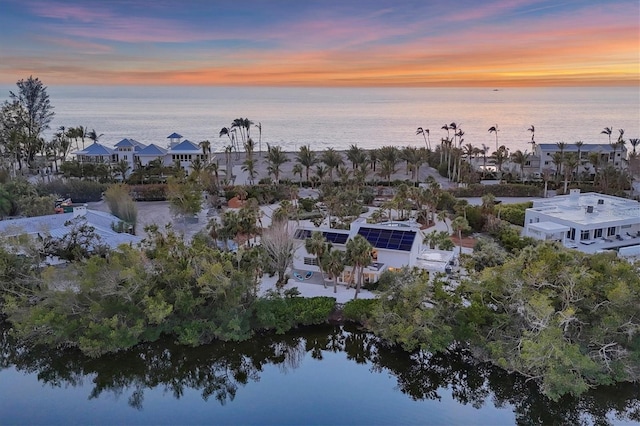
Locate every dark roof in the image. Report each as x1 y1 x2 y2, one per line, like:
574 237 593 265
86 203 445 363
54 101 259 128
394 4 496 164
537 143 617 153
167 132 183 139
294 229 350 245
357 227 416 251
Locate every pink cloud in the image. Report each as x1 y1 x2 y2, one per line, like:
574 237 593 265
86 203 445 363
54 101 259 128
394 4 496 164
27 1 113 22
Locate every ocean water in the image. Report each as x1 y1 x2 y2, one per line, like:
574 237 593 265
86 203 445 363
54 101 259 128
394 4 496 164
2 85 638 154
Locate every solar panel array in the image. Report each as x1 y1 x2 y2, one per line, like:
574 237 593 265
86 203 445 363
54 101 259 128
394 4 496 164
293 229 349 245
357 227 416 251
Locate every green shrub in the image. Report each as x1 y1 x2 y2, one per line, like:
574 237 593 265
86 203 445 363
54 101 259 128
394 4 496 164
449 184 542 198
37 179 107 203
343 299 379 323
495 202 532 226
298 197 315 212
252 296 335 334
129 184 167 201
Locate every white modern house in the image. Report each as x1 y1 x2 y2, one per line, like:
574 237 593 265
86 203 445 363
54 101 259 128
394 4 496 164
523 189 640 254
72 133 211 176
292 219 454 284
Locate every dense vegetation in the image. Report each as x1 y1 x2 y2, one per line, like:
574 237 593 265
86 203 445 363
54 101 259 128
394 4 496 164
353 243 640 401
1 227 334 357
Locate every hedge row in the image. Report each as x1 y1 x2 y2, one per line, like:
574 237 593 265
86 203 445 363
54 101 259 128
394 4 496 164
449 183 542 198
128 184 168 201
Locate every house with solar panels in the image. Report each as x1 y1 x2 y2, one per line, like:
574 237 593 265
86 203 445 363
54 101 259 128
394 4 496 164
293 218 433 285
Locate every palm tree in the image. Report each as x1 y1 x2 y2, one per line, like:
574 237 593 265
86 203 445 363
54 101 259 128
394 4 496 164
556 141 567 177
219 126 234 150
528 125 536 150
345 234 372 299
629 138 640 155
491 146 509 174
416 127 431 151
321 248 345 294
510 149 530 182
291 163 304 187
113 159 130 181
306 231 329 288
451 216 470 256
574 141 584 178
296 145 318 182
601 126 613 145
241 158 258 185
254 122 262 155
480 143 490 178
488 125 499 151
588 152 602 180
614 129 625 168
266 145 289 183
87 129 103 145
346 144 367 170
321 148 343 181
199 140 211 163
315 164 328 183
562 153 579 193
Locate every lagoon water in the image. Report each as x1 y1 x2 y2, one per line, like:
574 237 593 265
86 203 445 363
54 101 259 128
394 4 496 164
2 85 638 154
1 324 638 425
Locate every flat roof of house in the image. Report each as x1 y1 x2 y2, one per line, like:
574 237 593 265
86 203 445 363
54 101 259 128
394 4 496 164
528 192 640 226
528 221 570 233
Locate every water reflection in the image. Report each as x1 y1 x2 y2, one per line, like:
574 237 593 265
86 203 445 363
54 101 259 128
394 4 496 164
1 322 638 424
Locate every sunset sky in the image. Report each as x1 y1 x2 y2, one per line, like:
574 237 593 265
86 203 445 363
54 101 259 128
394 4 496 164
1 0 638 87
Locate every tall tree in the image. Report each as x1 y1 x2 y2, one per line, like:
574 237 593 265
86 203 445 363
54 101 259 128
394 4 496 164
266 145 289 183
488 125 499 151
8 76 55 166
321 248 345 294
345 234 372 300
528 125 536 150
305 231 330 288
510 150 530 182
321 148 343 181
416 127 430 150
296 145 318 182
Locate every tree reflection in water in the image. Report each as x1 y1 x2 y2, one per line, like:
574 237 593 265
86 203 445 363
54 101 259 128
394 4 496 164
1 323 638 424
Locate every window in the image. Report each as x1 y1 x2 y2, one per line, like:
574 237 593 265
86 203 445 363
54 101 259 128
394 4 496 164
304 257 319 266
594 228 603 238
608 226 616 236
544 161 549 165
567 228 576 240
580 230 589 240
525 161 531 166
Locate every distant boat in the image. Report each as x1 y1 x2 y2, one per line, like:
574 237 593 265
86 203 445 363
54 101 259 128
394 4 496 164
493 89 500 91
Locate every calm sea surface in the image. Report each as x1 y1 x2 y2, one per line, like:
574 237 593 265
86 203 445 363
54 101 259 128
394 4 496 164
2 85 638 153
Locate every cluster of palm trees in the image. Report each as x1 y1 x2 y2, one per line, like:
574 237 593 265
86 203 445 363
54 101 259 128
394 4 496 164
256 143 433 187
305 230 373 298
219 118 262 157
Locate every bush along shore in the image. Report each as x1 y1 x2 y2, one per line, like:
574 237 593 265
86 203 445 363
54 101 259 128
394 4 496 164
2 220 639 402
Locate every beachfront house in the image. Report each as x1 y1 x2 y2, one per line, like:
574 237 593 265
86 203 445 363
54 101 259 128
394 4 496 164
73 142 116 164
533 143 628 176
292 219 453 285
72 133 212 176
523 189 640 256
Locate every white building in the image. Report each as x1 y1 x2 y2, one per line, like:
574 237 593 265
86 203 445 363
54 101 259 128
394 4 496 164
523 189 640 254
534 143 627 176
73 133 211 176
292 219 454 284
